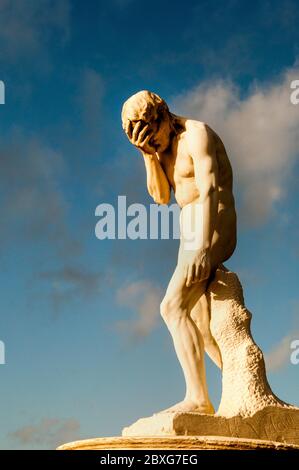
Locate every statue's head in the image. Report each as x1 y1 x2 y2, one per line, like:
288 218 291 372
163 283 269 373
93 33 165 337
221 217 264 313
121 90 174 152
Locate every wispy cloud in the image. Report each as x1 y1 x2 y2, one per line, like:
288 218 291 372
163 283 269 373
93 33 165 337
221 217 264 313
0 0 71 61
116 280 163 339
0 127 105 312
8 417 80 449
0 127 74 251
260 0 299 33
172 66 299 226
38 265 103 310
265 301 299 372
0 129 67 246
265 330 299 372
78 68 104 150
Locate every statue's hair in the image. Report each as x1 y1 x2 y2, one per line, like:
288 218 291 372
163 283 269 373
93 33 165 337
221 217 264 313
121 90 169 129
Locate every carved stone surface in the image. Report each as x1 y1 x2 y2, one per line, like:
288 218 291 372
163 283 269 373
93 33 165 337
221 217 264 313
122 407 299 446
57 435 299 450
208 265 292 418
122 265 299 445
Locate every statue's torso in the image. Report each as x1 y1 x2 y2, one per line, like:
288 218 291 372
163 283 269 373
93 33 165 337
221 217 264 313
158 119 235 211
158 119 237 259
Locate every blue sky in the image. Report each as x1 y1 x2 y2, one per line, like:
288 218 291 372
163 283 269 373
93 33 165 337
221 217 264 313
0 0 299 449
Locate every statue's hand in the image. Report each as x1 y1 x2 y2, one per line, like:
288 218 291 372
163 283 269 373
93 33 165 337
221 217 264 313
125 120 156 155
184 248 212 287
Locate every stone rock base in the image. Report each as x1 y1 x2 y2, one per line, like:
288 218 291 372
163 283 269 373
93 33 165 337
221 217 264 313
122 406 299 447
57 435 299 450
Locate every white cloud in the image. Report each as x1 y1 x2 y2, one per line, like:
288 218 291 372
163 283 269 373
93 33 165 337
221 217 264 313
116 280 163 338
171 66 299 226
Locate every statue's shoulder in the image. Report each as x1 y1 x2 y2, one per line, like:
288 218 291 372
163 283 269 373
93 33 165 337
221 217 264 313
185 119 210 136
183 119 213 149
173 117 215 153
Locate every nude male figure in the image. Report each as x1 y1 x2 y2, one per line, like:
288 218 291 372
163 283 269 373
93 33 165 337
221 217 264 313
122 91 237 414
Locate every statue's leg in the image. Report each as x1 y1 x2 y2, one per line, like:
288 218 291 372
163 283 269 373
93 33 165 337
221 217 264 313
159 266 214 414
190 293 222 369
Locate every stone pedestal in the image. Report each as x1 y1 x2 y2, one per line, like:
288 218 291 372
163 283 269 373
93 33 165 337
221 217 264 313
122 407 299 447
207 266 290 417
57 435 299 450
121 266 299 447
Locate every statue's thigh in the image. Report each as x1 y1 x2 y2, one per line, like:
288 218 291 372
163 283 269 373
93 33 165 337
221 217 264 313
164 263 207 311
163 265 188 307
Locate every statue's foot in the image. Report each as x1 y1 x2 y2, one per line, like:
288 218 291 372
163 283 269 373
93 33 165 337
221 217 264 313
158 399 215 414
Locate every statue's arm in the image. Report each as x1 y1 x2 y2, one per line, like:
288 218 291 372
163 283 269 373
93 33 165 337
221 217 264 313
190 125 219 250
142 152 171 205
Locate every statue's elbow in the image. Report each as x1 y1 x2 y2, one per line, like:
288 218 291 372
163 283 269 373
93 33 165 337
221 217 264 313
154 197 169 205
153 192 170 205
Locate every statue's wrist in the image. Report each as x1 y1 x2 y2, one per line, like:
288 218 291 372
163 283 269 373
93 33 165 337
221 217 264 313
201 243 211 251
142 151 156 160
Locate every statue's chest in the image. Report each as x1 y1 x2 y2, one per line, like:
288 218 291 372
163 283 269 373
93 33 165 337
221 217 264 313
174 152 194 179
160 148 194 188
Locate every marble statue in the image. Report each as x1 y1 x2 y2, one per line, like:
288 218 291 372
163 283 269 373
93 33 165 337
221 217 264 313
120 90 299 446
122 90 236 413
56 90 299 449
